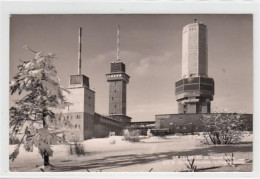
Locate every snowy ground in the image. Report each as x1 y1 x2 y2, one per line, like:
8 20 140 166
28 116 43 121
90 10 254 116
9 133 253 172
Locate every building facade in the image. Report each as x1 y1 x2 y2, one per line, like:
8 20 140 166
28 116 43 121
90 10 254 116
155 113 253 134
153 20 216 134
182 19 208 78
153 20 253 134
106 25 132 126
47 27 131 141
93 113 123 138
176 19 214 114
106 61 131 126
60 74 95 141
126 121 155 135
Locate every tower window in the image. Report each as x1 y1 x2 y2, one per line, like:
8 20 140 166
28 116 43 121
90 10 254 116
112 97 114 100
114 105 116 108
114 89 116 93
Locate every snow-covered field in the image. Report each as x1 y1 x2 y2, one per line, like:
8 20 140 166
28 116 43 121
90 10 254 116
9 133 253 172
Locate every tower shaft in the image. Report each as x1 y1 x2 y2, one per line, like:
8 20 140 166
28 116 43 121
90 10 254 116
107 62 129 115
182 21 207 78
176 20 214 114
106 61 131 125
106 25 131 125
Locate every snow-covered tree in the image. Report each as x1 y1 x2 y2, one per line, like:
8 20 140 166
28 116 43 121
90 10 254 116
9 46 69 167
200 112 247 145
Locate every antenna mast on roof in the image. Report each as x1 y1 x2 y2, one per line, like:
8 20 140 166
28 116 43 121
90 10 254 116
78 27 82 75
117 25 120 61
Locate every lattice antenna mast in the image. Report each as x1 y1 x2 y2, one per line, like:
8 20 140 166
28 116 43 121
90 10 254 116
78 27 82 75
117 25 120 61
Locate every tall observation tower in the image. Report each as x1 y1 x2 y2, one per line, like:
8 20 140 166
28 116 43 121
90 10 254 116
106 25 131 126
175 19 214 114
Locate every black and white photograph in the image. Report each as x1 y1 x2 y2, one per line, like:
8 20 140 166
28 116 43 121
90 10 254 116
6 13 254 173
1 1 259 177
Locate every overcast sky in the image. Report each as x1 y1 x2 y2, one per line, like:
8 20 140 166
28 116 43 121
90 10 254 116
10 14 253 121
